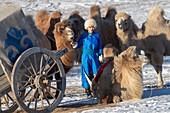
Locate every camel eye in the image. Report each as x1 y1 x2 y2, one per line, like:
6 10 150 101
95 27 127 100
59 27 64 32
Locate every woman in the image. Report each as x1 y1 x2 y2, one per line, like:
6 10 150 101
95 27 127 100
71 19 102 97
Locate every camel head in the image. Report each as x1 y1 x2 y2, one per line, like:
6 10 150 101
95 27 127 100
53 19 75 50
119 46 149 66
115 11 132 32
67 11 85 42
103 44 118 58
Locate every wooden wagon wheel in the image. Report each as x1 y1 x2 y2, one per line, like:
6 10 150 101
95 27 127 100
0 88 18 113
11 47 66 113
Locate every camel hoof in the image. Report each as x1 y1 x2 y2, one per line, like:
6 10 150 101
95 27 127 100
113 96 121 103
157 85 164 88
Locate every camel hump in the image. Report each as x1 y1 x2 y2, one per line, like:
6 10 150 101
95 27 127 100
35 9 50 35
90 5 101 19
50 11 62 19
35 9 49 23
104 6 117 20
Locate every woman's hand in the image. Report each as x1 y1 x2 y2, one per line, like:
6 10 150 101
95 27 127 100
99 55 103 63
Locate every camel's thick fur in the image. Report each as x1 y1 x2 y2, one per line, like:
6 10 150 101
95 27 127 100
115 7 170 88
35 9 62 50
92 45 147 103
113 46 148 101
53 20 75 73
90 5 120 51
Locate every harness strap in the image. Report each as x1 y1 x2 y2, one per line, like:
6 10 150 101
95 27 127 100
93 60 112 83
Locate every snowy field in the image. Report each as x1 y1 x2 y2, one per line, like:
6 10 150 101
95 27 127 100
1 0 170 113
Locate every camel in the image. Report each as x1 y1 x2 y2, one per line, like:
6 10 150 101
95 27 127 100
115 8 170 88
90 5 120 51
113 46 148 101
53 19 75 73
92 45 148 103
35 9 62 50
92 44 119 103
67 11 85 63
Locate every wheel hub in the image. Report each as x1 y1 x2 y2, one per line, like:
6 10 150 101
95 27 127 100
34 75 48 89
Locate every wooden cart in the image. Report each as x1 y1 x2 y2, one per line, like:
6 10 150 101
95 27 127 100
0 5 67 113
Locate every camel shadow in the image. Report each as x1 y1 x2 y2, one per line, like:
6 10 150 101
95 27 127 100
142 83 170 98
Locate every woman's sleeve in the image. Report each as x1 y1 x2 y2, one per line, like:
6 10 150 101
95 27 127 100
98 34 103 55
76 32 86 49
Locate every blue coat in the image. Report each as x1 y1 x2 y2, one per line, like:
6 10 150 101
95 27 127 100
76 31 102 88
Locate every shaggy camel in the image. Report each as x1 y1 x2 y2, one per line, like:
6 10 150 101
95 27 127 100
113 46 148 101
92 44 119 103
35 9 62 50
115 9 170 88
53 19 75 73
92 45 148 103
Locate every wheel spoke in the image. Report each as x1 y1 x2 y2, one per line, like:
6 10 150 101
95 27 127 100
45 62 56 75
19 83 34 92
44 87 55 99
49 79 61 83
27 88 38 108
46 70 60 78
47 85 61 92
27 57 37 76
39 90 45 109
23 88 33 101
17 80 30 83
34 89 39 110
40 55 51 75
34 53 38 72
22 63 35 77
41 88 50 106
39 54 45 74
6 93 14 102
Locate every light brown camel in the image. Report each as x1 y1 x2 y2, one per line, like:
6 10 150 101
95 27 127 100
92 45 148 103
92 44 119 104
115 9 170 88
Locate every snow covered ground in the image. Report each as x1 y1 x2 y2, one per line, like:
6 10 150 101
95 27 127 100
1 0 170 112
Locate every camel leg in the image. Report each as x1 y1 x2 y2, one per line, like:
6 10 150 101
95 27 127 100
155 66 164 88
113 95 121 103
151 53 164 88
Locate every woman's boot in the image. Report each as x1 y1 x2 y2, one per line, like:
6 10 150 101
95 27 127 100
85 88 93 98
